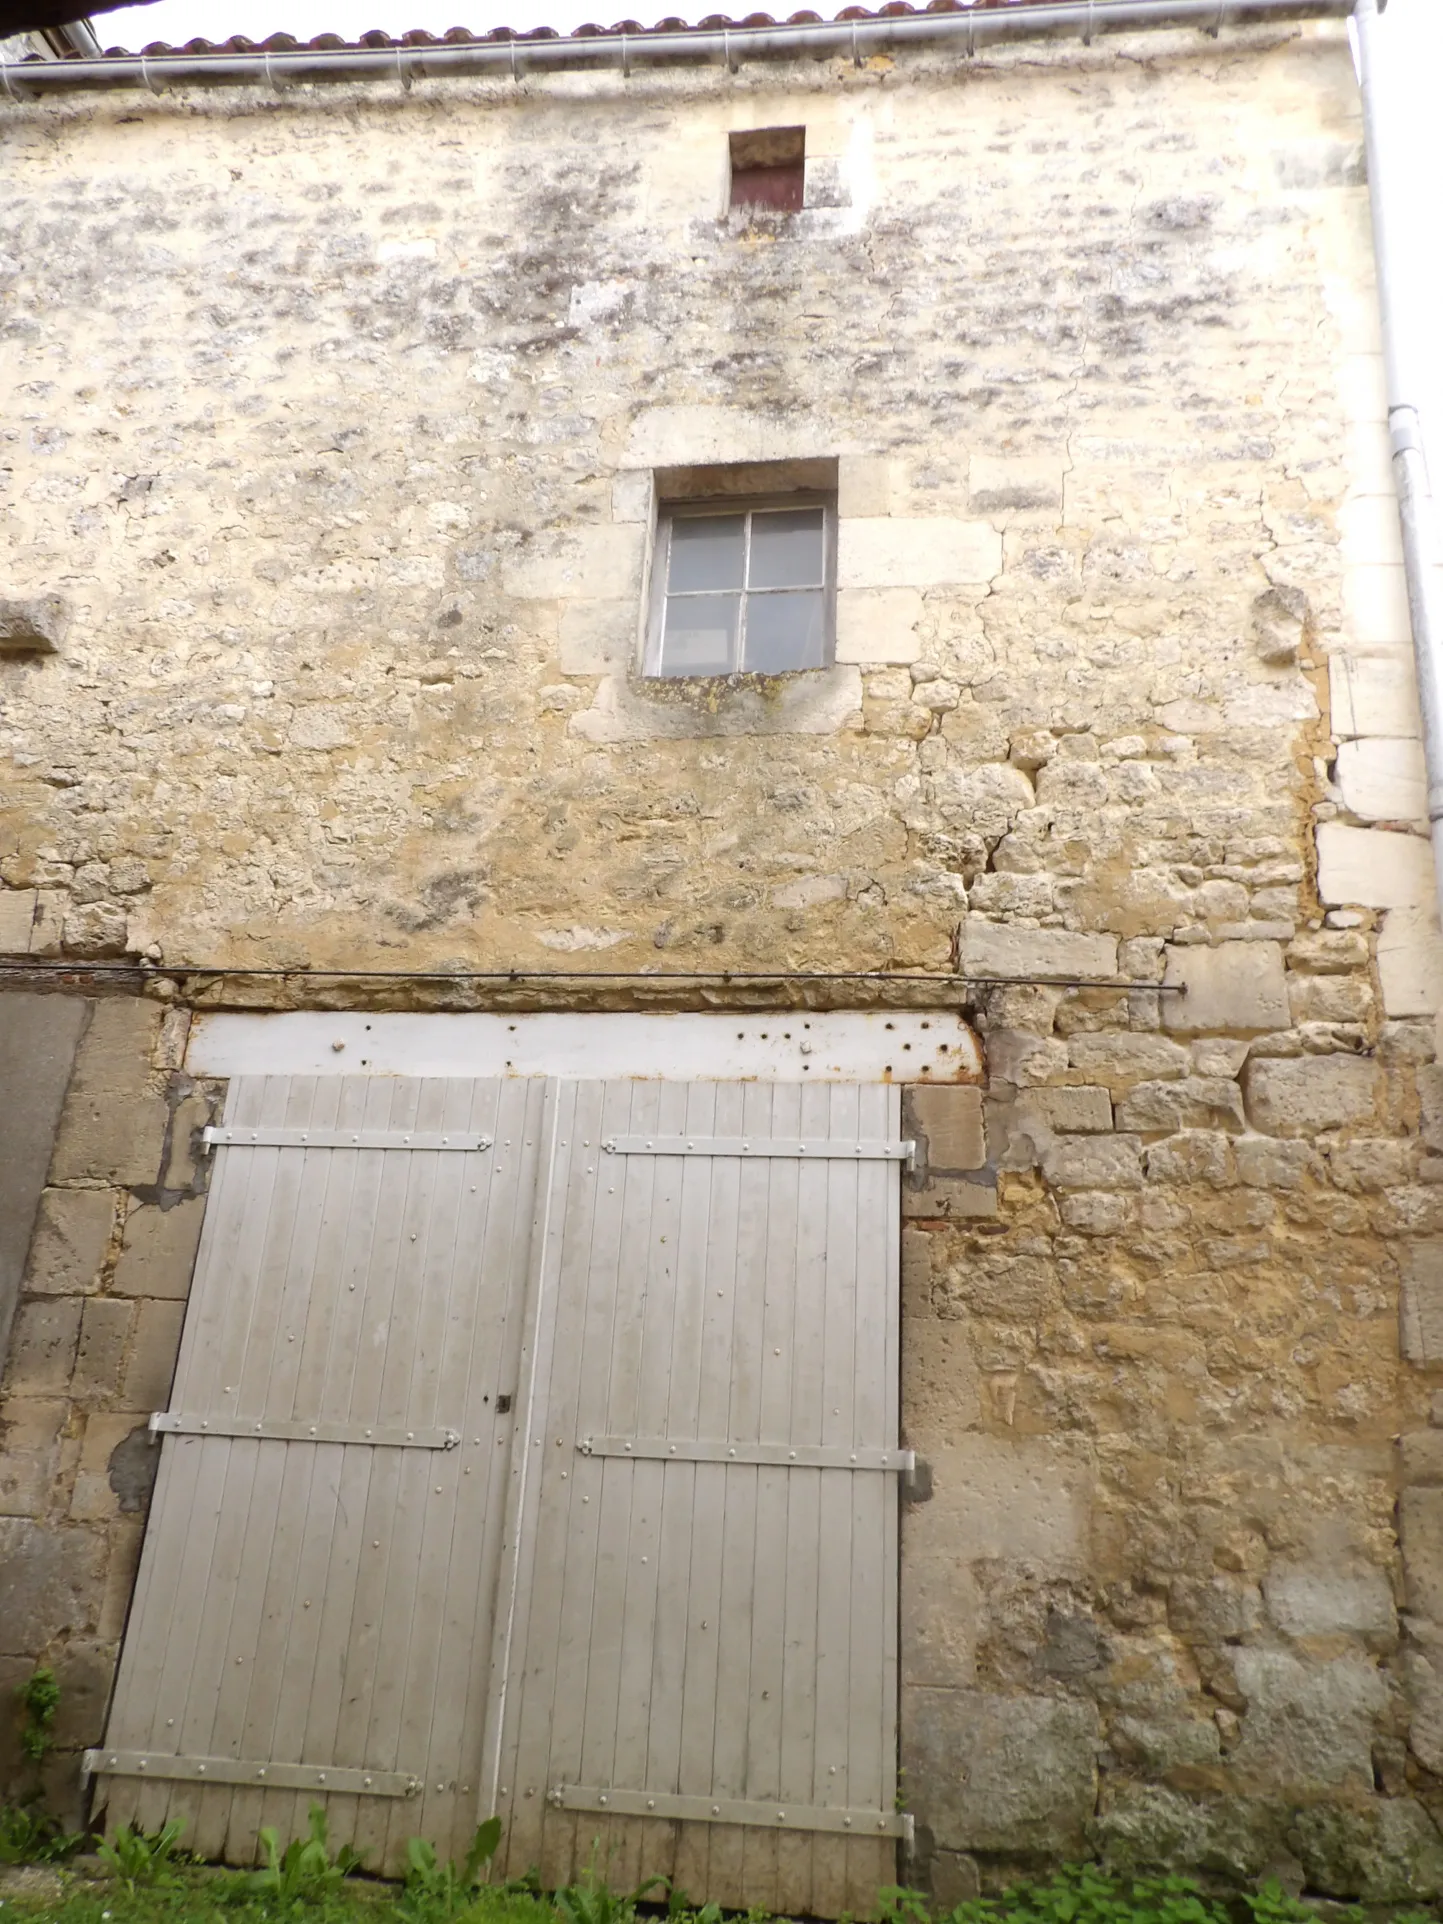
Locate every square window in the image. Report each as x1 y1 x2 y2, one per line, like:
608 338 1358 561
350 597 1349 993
646 485 835 679
729 126 806 213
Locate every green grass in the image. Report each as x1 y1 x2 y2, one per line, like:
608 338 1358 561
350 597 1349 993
2 1836 1441 1924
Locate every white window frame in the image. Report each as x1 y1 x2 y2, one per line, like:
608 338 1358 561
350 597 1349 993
643 491 838 680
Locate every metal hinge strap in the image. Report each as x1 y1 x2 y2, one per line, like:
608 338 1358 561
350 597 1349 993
149 1413 460 1449
579 1436 913 1472
548 1785 912 1841
204 1126 491 1151
84 1750 419 1798
601 1135 914 1162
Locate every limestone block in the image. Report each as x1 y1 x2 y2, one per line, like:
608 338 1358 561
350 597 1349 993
69 1415 157 1523
1340 353 1388 427
1403 1487 1443 1617
934 765 1036 840
1144 1130 1235 1187
609 470 653 524
1058 1191 1137 1234
834 587 923 665
24 1187 114 1296
3 1298 81 1396
905 1084 985 1173
901 1513 980 1690
1263 1567 1396 1644
1243 1056 1381 1137
837 455 898 519
50 1638 117 1749
500 524 645 601
1403 1432 1443 1486
1339 494 1405 569
1401 1243 1443 1366
1331 654 1421 740
1017 1086 1113 1133
1407 1641 1443 1778
1421 1067 1443 1152
625 405 828 468
569 666 862 743
902 1177 998 1221
837 517 1001 590
558 599 639 675
71 1298 134 1400
968 453 1064 517
0 595 68 654
1290 1795 1443 1904
1379 907 1443 1018
111 1198 205 1301
1067 1033 1190 1088
49 1000 167 1188
0 1518 106 1653
0 890 36 954
1234 1134 1320 1190
1289 929 1371 974
1041 1135 1144 1190
1335 738 1426 823
1230 1648 1388 1791
0 1398 67 1518
1344 565 1413 650
1160 942 1289 1035
116 1299 186 1412
1115 1077 1245 1134
922 1436 1090 1568
904 1688 1098 1854
962 923 1117 984
97 1518 146 1644
1288 972 1375 1025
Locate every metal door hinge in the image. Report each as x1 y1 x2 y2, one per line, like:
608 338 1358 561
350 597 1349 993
204 1126 492 1151
548 1784 912 1841
601 1135 915 1163
84 1750 419 1797
149 1413 461 1449
578 1436 914 1472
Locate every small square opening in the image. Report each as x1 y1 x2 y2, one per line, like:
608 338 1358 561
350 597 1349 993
729 126 806 214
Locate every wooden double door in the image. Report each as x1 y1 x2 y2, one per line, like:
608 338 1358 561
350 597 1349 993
92 1073 908 1916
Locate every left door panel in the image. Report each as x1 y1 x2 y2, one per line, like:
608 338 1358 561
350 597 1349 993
95 1074 544 1874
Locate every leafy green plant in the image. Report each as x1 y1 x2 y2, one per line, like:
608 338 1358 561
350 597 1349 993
16 1665 61 1764
97 1817 188 1892
251 1802 363 1906
553 1852 667 1924
399 1816 503 1920
0 1801 86 1864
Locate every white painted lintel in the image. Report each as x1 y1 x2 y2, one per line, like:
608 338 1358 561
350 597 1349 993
186 1010 983 1084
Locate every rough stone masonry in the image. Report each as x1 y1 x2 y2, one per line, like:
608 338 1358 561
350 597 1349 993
5 11 1443 1902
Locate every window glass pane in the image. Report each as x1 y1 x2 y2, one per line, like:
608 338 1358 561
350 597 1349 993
743 589 826 673
661 592 740 676
748 508 825 590
668 515 746 593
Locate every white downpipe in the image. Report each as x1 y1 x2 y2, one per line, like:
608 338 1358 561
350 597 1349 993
1353 0 1443 910
0 0 1353 95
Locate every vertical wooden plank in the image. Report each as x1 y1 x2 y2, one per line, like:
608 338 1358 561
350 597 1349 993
440 1078 540 1866
671 1079 746 1910
739 1081 793 1917
776 1078 833 1919
481 1080 573 1883
704 1079 772 1913
812 1083 860 1920
846 1082 899 1919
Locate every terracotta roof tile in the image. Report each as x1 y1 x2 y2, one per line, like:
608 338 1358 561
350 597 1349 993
86 0 1079 58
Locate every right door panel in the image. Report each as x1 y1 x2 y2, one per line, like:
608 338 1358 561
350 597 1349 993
486 1079 904 1920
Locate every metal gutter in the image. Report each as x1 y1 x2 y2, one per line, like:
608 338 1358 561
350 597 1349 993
1353 0 1443 906
0 0 1354 95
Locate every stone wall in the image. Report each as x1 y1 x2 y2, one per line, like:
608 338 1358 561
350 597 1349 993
0 997 213 1822
6 14 1443 1897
